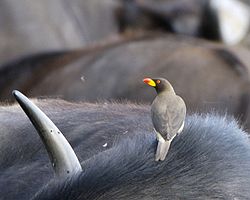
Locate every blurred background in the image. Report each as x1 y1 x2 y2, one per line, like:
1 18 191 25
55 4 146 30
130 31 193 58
1 0 250 129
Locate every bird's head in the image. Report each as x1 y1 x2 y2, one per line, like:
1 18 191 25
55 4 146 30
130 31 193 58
143 77 175 94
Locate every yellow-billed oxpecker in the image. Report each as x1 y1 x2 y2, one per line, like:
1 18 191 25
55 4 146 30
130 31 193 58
143 77 186 161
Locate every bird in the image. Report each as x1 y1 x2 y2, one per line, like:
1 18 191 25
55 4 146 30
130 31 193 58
143 77 186 161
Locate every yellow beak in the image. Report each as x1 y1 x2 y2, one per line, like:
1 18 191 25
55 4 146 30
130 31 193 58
143 78 156 87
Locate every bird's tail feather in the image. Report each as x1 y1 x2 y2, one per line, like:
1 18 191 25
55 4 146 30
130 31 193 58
155 140 171 161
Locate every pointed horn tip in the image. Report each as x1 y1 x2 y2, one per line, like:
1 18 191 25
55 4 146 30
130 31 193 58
12 90 27 104
12 90 21 98
12 90 29 107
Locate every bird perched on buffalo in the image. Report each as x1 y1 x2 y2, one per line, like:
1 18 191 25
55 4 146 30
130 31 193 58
143 77 186 161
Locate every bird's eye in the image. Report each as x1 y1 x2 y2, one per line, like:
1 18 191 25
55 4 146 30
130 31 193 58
156 80 161 84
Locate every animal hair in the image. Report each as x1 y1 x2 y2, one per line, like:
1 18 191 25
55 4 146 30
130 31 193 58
1 101 250 199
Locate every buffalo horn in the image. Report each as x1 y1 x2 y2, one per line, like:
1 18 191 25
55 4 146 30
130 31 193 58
12 90 82 177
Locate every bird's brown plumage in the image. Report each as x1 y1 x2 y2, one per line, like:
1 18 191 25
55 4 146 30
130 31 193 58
151 92 186 140
143 77 186 161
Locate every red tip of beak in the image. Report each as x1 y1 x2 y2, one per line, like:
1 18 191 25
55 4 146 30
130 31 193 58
143 78 151 84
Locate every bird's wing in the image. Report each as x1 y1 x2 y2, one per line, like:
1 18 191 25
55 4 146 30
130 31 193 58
165 95 186 140
152 95 186 140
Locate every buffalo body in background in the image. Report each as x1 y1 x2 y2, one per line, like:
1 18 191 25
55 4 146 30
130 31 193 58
118 0 250 46
1 0 250 67
0 0 119 65
1 33 250 128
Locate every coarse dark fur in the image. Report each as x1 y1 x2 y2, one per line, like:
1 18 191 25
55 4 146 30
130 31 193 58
1 100 250 199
